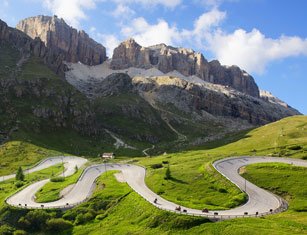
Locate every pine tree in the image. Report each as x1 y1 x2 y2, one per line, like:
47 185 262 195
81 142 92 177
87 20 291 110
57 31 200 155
16 166 25 181
165 165 171 180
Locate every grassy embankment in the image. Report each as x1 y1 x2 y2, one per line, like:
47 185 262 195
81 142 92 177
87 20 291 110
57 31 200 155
35 168 84 203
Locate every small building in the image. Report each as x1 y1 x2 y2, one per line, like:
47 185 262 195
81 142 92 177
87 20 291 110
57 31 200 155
101 153 115 159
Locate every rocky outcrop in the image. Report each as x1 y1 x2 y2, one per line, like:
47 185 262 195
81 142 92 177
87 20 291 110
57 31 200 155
17 15 107 66
111 39 259 97
208 60 260 98
131 76 299 125
0 19 65 74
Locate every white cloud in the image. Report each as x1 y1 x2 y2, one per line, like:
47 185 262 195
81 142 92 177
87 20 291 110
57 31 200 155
118 8 225 48
97 33 121 56
207 28 307 74
121 17 180 47
112 4 135 18
42 0 97 28
193 8 226 35
111 0 181 8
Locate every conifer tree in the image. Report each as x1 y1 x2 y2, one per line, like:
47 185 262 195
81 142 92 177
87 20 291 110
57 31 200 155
16 166 25 181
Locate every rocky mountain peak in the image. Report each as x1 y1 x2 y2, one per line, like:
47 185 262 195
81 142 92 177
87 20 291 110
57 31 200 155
16 15 107 66
111 38 259 97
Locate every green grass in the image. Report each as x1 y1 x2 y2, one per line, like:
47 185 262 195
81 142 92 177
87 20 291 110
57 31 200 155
20 57 60 81
35 168 83 203
139 155 246 210
0 141 61 176
201 115 307 159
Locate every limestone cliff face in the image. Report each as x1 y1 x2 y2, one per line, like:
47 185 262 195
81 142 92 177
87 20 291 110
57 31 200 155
17 15 107 66
0 19 65 74
131 76 300 125
111 39 259 97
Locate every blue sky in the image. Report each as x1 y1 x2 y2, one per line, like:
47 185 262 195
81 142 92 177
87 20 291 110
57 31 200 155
1 0 306 114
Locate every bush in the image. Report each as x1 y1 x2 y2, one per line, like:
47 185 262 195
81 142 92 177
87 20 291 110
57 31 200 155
218 188 227 193
50 177 65 182
23 210 51 231
74 212 95 225
151 163 163 169
13 230 27 235
288 145 302 150
0 224 15 235
95 214 107 220
46 218 73 232
15 181 24 188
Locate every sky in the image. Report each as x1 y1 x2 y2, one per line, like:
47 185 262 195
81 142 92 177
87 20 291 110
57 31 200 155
0 0 306 114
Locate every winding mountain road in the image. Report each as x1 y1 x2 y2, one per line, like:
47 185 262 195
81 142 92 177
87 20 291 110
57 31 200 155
3 156 307 220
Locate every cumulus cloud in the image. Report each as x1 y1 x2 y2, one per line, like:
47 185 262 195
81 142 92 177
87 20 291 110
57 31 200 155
42 0 97 28
193 8 226 36
118 8 225 48
112 4 135 18
111 0 182 8
97 33 121 56
121 17 180 47
207 29 307 73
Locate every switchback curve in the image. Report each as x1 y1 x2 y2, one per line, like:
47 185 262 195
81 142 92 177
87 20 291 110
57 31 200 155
3 156 307 220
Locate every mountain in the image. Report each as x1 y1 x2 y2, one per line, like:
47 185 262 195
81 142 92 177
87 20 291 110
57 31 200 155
16 15 107 66
0 16 301 155
111 38 259 97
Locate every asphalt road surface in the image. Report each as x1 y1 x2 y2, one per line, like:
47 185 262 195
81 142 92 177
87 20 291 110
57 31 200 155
4 156 307 219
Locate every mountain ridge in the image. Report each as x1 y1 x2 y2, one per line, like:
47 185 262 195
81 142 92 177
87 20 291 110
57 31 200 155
111 38 260 97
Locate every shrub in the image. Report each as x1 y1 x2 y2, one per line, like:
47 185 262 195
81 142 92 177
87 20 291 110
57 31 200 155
13 230 27 235
151 163 163 169
15 181 24 188
95 214 107 220
62 210 78 221
288 145 302 150
218 188 227 193
46 218 73 232
0 224 15 235
50 177 65 182
23 210 51 231
74 212 95 225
